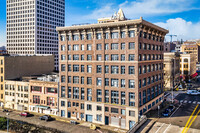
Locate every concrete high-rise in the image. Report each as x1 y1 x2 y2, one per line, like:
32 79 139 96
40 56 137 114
57 9 168 129
6 0 65 70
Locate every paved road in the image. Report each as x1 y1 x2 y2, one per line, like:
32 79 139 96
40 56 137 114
149 92 200 133
0 110 108 133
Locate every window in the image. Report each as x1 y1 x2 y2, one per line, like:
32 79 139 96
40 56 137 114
105 90 109 103
96 114 102 121
81 65 84 72
111 32 118 39
121 66 125 74
143 65 146 73
129 93 135 106
33 95 40 104
68 55 71 60
73 76 79 84
105 65 109 73
121 31 125 38
73 87 79 99
143 43 147 50
68 76 71 83
143 78 146 86
129 80 135 88
105 33 109 39
81 103 84 109
97 78 102 86
105 44 109 50
81 77 84 84
96 33 102 40
129 54 135 61
97 54 102 61
61 45 65 51
111 79 119 87
87 33 92 40
105 78 109 86
60 35 65 41
81 55 84 60
47 97 55 106
68 87 71 98
61 86 65 98
105 55 109 61
61 76 65 82
81 34 84 40
129 111 135 116
111 54 119 61
121 109 126 115
68 102 71 107
87 55 92 60
61 64 65 71
143 90 146 104
73 35 79 41
87 104 92 110
68 65 72 72
111 66 119 74
81 88 84 100
121 79 125 88
121 43 125 50
87 77 92 85
129 66 135 74
121 54 125 61
129 31 135 37
97 90 102 102
148 77 151 84
73 65 79 72
97 65 102 73
96 44 102 50
87 44 92 50
87 89 92 101
87 65 92 73
129 42 135 49
61 55 66 60
81 44 84 50
111 108 119 113
111 43 118 50
97 106 102 111
111 91 119 104
73 44 79 51
121 92 126 105
68 45 71 51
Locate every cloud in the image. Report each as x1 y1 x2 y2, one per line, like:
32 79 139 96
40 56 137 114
84 0 199 20
155 18 200 41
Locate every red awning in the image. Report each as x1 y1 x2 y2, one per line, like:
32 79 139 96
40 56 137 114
191 73 198 78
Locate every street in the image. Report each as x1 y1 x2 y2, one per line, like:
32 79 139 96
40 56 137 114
149 92 200 133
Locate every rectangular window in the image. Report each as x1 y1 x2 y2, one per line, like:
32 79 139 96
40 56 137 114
129 80 135 88
105 44 109 50
111 54 119 61
68 76 71 83
121 109 126 115
81 65 84 72
105 78 109 86
73 44 79 51
121 31 125 38
97 65 102 73
111 108 119 113
97 89 102 102
61 35 65 41
81 34 84 40
96 78 102 86
81 44 84 50
61 55 66 60
111 66 119 74
105 90 109 103
129 111 135 116
121 54 125 61
87 34 92 40
105 65 109 73
121 92 126 105
87 55 92 60
73 35 79 41
81 103 84 109
87 104 92 110
81 88 84 100
111 91 119 104
96 44 102 50
68 55 71 60
73 65 79 72
111 32 119 39
121 43 125 50
105 55 109 61
68 45 71 51
129 92 135 106
61 76 65 82
129 31 135 37
87 88 92 101
96 54 102 61
87 77 92 85
61 64 65 71
87 44 92 50
129 66 135 74
68 87 71 98
129 54 135 61
129 42 135 49
111 79 119 87
105 33 109 39
73 76 79 84
73 55 79 60
68 65 72 72
81 55 84 60
121 79 125 88
81 77 84 84
61 45 65 51
73 87 79 99
121 66 125 74
96 33 102 40
87 65 92 73
96 114 102 121
111 43 118 50
33 95 40 104
61 86 65 98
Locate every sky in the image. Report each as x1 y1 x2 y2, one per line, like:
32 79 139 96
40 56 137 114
0 0 200 46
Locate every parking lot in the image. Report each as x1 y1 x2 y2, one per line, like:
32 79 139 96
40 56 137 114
0 109 113 133
148 92 200 133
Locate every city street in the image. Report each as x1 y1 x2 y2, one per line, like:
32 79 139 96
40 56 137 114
149 92 200 133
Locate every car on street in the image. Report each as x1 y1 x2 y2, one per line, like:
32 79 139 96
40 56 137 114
19 112 31 117
162 109 171 117
3 109 9 112
187 90 200 95
39 115 52 121
167 104 175 112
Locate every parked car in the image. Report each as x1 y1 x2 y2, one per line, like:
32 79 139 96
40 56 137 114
19 112 31 117
162 109 171 117
39 115 52 121
187 90 200 95
167 104 175 112
3 109 9 112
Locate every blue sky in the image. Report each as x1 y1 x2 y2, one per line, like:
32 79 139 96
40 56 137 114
0 0 200 46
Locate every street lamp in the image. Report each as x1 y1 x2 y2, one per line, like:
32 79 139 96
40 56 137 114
6 112 9 133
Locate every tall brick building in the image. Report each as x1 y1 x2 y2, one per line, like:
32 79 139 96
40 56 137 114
57 10 168 129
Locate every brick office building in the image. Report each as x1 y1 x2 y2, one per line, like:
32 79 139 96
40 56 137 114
57 10 168 129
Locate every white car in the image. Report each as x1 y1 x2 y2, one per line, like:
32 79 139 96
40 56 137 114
187 90 200 95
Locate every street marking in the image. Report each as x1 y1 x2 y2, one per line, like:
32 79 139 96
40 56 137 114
184 109 200 133
163 124 171 133
188 101 191 103
184 100 187 103
193 101 196 104
198 102 200 104
180 100 183 103
170 103 182 118
155 123 165 133
181 104 199 133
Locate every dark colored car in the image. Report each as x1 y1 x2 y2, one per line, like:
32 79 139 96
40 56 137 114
162 109 171 117
39 115 52 121
19 112 31 117
3 109 9 112
167 105 175 112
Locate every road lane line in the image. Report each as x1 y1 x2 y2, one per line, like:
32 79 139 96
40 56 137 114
155 123 165 133
170 103 182 118
198 102 200 104
163 124 171 133
181 104 199 133
188 101 191 103
185 109 200 133
184 100 187 103
193 101 196 104
180 100 183 103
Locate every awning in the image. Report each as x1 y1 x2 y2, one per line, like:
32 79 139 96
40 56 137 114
35 105 50 110
191 73 198 78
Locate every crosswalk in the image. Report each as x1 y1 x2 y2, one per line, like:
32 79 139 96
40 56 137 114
180 100 200 104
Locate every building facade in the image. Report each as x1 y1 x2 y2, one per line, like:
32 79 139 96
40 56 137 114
29 74 59 116
57 11 168 129
0 55 54 107
180 53 196 78
4 80 29 111
164 52 180 90
6 0 65 70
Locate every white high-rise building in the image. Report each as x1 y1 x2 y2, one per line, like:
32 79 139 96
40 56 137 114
6 0 65 70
